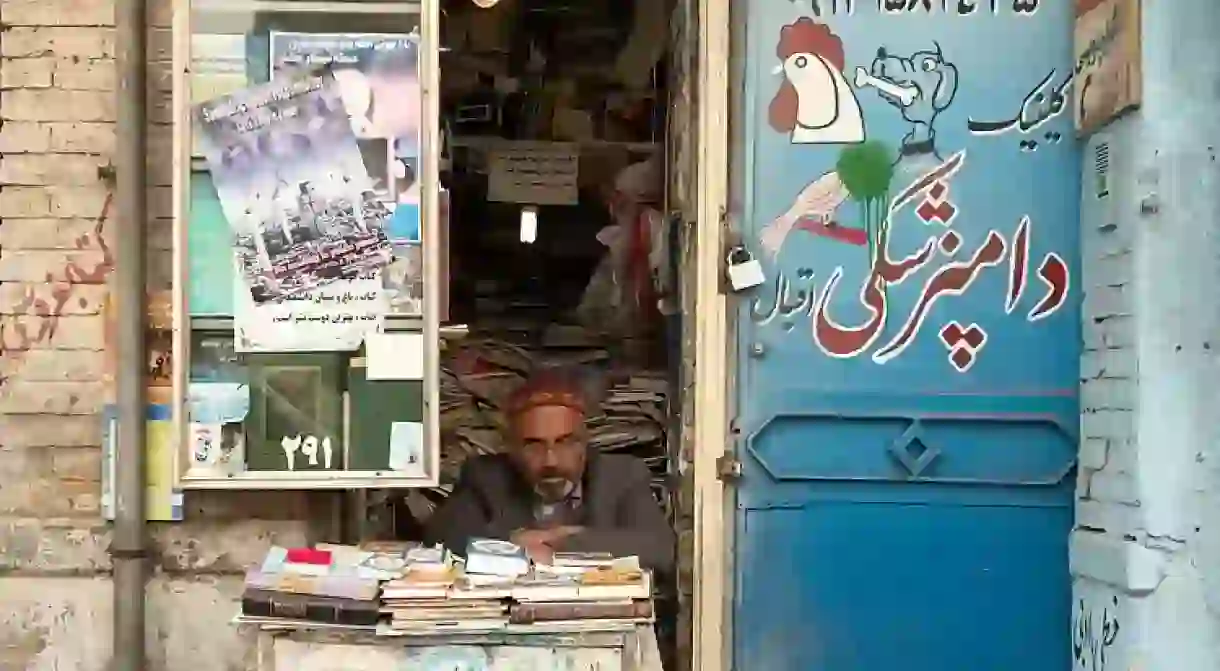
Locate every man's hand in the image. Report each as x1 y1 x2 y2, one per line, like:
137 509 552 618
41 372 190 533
512 526 585 563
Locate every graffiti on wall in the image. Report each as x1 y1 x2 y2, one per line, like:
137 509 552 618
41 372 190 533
0 192 115 389
1072 594 1122 670
749 5 1074 374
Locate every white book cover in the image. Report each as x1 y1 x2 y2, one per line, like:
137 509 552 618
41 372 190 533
464 538 530 577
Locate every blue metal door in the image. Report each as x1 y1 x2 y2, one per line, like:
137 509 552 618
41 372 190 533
730 3 1080 670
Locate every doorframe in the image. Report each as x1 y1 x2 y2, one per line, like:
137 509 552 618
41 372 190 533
691 0 732 668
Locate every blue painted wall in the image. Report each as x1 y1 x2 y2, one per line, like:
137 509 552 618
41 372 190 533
729 1 1081 669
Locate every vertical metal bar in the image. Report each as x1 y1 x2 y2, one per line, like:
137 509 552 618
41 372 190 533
113 0 149 665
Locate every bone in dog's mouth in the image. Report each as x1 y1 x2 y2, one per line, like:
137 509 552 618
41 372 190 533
853 67 918 106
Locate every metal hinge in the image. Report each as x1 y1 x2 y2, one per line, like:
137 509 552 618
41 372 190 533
716 455 742 482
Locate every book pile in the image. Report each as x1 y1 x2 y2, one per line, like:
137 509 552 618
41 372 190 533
238 540 655 634
381 543 514 632
508 552 655 626
240 543 412 627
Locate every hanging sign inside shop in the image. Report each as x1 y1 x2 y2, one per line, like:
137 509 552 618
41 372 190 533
487 142 581 206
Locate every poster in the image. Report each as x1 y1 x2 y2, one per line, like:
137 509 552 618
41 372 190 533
388 421 426 475
189 33 249 158
187 383 248 478
188 423 246 478
192 71 393 306
234 274 388 352
384 242 423 316
1074 0 1142 135
101 404 184 522
267 32 446 322
269 33 422 198
386 190 449 319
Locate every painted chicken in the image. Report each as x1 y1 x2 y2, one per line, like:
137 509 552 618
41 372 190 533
768 17 865 145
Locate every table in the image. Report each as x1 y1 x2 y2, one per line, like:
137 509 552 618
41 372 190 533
247 620 665 670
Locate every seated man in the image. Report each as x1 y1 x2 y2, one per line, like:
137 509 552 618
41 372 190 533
424 371 674 573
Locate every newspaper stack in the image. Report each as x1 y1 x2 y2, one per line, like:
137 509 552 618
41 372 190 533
589 372 670 507
401 333 671 522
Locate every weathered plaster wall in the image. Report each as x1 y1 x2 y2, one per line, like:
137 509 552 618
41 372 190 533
1073 0 1220 668
0 1 314 668
666 0 698 669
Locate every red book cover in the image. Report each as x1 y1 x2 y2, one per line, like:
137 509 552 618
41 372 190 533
285 548 332 566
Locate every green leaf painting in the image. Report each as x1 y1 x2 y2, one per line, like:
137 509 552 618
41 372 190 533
836 141 895 265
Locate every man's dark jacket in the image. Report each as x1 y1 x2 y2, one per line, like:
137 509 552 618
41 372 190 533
423 450 674 573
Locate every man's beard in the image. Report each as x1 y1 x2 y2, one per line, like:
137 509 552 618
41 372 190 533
534 476 575 503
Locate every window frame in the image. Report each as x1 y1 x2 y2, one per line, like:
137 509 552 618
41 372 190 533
170 0 442 489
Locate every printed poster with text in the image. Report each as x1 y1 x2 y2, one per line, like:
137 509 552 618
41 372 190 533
269 32 425 317
193 71 392 351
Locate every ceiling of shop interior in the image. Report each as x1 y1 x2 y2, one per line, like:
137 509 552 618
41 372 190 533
444 0 637 72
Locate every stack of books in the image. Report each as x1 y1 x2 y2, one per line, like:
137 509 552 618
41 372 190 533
239 542 656 633
508 552 654 625
381 544 511 632
240 544 410 627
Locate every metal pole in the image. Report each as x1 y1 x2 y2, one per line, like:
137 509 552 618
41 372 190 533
113 0 149 665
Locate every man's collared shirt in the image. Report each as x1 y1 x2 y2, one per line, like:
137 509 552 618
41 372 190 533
533 482 583 527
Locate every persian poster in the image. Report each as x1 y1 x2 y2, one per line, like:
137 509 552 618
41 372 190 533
269 32 422 201
193 71 392 306
189 33 249 158
1074 0 1142 135
233 274 388 352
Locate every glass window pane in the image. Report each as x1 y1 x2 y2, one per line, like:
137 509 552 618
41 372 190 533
182 0 433 483
186 0 424 318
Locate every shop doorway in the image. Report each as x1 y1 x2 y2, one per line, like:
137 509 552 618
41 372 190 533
358 1 707 667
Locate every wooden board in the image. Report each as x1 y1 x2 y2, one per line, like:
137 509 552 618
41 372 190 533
1074 0 1142 135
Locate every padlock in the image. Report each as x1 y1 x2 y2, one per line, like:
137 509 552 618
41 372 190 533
726 246 765 291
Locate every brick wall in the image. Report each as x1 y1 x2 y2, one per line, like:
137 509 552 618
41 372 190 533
1071 1 1220 667
0 2 314 668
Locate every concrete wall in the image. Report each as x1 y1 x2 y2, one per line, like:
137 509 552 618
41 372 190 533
1073 0 1220 668
0 1 316 668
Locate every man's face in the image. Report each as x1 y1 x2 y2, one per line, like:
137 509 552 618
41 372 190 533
510 404 588 503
